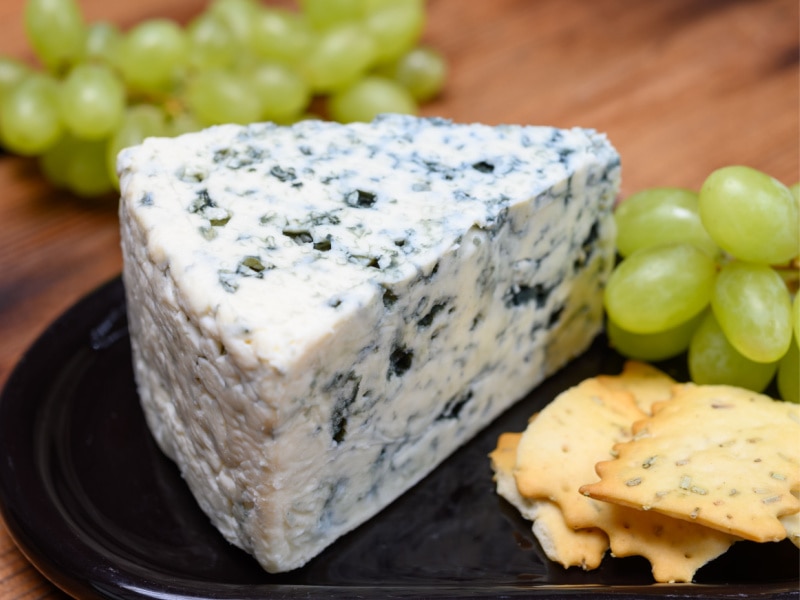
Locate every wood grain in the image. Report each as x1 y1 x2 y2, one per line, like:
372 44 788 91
0 1 797 598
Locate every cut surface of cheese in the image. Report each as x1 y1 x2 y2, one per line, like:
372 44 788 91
117 114 620 572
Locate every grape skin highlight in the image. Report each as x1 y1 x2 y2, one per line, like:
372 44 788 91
384 46 447 102
0 73 63 156
60 63 125 140
118 19 188 93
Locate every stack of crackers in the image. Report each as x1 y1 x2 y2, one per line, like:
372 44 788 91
490 361 800 583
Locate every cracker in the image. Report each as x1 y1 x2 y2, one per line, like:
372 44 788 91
490 432 608 570
514 377 646 516
596 360 676 414
513 377 738 582
780 490 800 548
580 384 800 542
587 497 737 583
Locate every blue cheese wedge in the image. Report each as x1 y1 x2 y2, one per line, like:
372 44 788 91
117 114 620 573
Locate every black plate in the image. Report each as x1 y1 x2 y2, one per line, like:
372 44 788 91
0 276 797 600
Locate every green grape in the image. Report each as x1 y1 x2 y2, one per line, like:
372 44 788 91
328 75 416 123
699 165 799 264
186 12 236 71
106 104 167 186
0 60 30 146
301 23 376 93
118 19 188 93
124 104 167 135
38 133 76 188
82 22 121 65
0 73 63 155
688 310 778 392
168 111 201 136
24 0 85 73
606 311 703 362
386 46 446 102
185 70 261 127
0 58 31 101
207 0 258 48
604 243 717 334
300 0 366 29
40 134 113 196
249 62 311 123
613 187 719 259
249 8 312 66
777 336 799 403
364 0 425 65
60 63 125 140
711 261 792 363
790 182 800 200
65 137 114 196
794 293 800 345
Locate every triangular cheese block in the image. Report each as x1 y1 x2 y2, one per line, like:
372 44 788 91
118 114 620 572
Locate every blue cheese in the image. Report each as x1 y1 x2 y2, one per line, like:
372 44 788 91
117 114 620 573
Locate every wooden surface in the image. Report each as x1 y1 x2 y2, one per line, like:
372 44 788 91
0 0 798 597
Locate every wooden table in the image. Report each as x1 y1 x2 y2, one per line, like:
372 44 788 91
0 1 797 597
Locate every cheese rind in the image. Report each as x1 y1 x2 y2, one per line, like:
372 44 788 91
118 115 620 572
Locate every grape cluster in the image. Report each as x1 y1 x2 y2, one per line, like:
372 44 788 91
0 0 446 197
606 166 799 403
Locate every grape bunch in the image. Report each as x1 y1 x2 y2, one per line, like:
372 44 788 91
605 166 799 403
0 0 447 197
